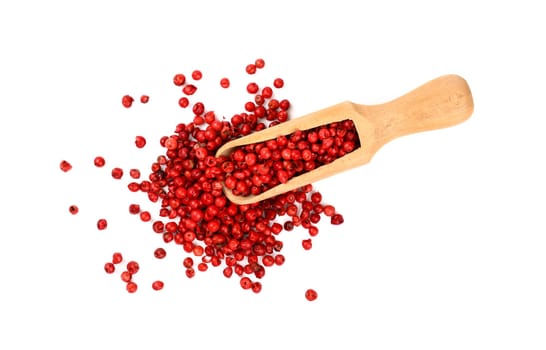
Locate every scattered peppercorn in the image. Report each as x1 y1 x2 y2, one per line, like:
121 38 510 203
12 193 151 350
66 58 348 299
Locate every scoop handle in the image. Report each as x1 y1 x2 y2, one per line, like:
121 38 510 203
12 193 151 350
361 75 474 147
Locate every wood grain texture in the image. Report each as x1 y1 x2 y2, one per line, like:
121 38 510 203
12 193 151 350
216 75 474 205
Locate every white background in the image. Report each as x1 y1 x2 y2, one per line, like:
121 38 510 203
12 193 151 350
1 1 545 349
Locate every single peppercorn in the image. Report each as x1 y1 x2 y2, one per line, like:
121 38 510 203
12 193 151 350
183 257 194 268
220 77 230 88
111 167 123 179
154 248 166 259
240 277 252 290
97 219 107 230
60 160 72 172
273 78 284 88
140 211 151 222
251 282 262 293
122 95 134 108
331 213 344 225
255 58 265 68
152 280 164 291
305 289 318 301
121 271 132 282
140 95 149 103
68 205 79 215
129 169 141 179
247 83 259 94
245 64 257 75
183 84 197 95
104 262 115 274
126 282 138 293
135 136 146 148
112 252 123 264
193 102 205 115
127 261 140 274
94 156 105 167
179 97 189 108
127 182 139 192
185 268 195 278
274 254 285 266
173 74 186 86
223 266 233 278
191 70 202 80
128 204 140 215
323 205 336 217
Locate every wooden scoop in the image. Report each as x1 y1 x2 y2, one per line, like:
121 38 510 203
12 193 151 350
216 74 474 205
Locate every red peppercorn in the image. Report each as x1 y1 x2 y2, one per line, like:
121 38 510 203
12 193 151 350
308 226 319 236
173 74 186 86
129 169 141 179
111 167 123 179
302 239 312 250
262 255 274 267
245 64 256 75
323 205 335 217
128 204 140 215
127 182 139 192
164 136 178 150
97 219 107 230
122 95 134 108
185 268 195 278
279 99 290 111
179 97 189 108
163 233 173 244
183 257 194 268
331 213 344 225
305 289 318 301
193 102 205 115
191 70 202 80
60 160 72 172
121 271 132 282
140 95 149 103
254 94 264 106
251 282 262 293
68 205 79 215
94 156 105 167
247 82 259 94
310 192 322 204
183 84 197 95
90 62 352 298
152 221 165 233
223 266 233 278
127 261 140 274
140 211 151 222
104 262 115 274
240 277 252 290
193 245 204 256
112 252 123 264
126 282 138 293
283 221 294 231
197 262 208 272
261 87 273 98
273 78 284 88
255 58 265 69
274 254 285 266
154 248 166 259
220 77 230 88
152 280 164 291
135 136 146 148
244 101 255 112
